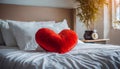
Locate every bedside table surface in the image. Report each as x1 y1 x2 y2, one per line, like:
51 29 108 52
81 39 109 43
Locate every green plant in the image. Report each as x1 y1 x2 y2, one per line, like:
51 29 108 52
75 0 106 30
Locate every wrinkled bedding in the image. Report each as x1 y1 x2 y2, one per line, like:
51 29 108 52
0 43 120 69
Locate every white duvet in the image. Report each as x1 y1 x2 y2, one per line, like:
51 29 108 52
0 43 120 69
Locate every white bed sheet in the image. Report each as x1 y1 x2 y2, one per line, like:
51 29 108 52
0 43 120 69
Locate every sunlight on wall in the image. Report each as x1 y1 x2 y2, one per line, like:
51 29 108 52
104 5 110 39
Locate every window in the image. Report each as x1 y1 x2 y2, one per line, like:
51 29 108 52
112 0 120 29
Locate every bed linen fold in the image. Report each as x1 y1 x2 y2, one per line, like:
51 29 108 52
0 44 120 69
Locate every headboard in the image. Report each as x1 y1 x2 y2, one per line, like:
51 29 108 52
0 4 76 30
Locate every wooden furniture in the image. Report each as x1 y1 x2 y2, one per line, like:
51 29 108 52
81 39 109 44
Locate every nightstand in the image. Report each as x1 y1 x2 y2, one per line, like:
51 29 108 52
81 39 109 44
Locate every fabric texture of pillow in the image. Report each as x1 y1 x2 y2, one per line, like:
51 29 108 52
54 19 70 33
8 19 70 50
1 20 17 46
0 19 5 45
5 20 55 47
8 21 56 50
35 28 78 54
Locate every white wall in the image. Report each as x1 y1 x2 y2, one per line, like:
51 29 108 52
76 17 86 39
110 30 120 45
0 0 75 8
76 9 104 39
104 5 110 39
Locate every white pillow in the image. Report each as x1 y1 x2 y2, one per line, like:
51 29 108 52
1 20 17 46
8 19 69 50
8 21 56 50
54 19 70 33
1 20 37 47
4 20 55 47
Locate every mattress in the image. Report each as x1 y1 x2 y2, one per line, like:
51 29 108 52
0 43 120 69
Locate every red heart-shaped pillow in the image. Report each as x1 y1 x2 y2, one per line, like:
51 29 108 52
35 28 78 54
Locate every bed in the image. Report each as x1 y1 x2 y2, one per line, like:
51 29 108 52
0 4 120 69
0 43 120 69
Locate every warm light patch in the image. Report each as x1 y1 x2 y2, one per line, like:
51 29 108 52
116 0 120 3
112 0 120 29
